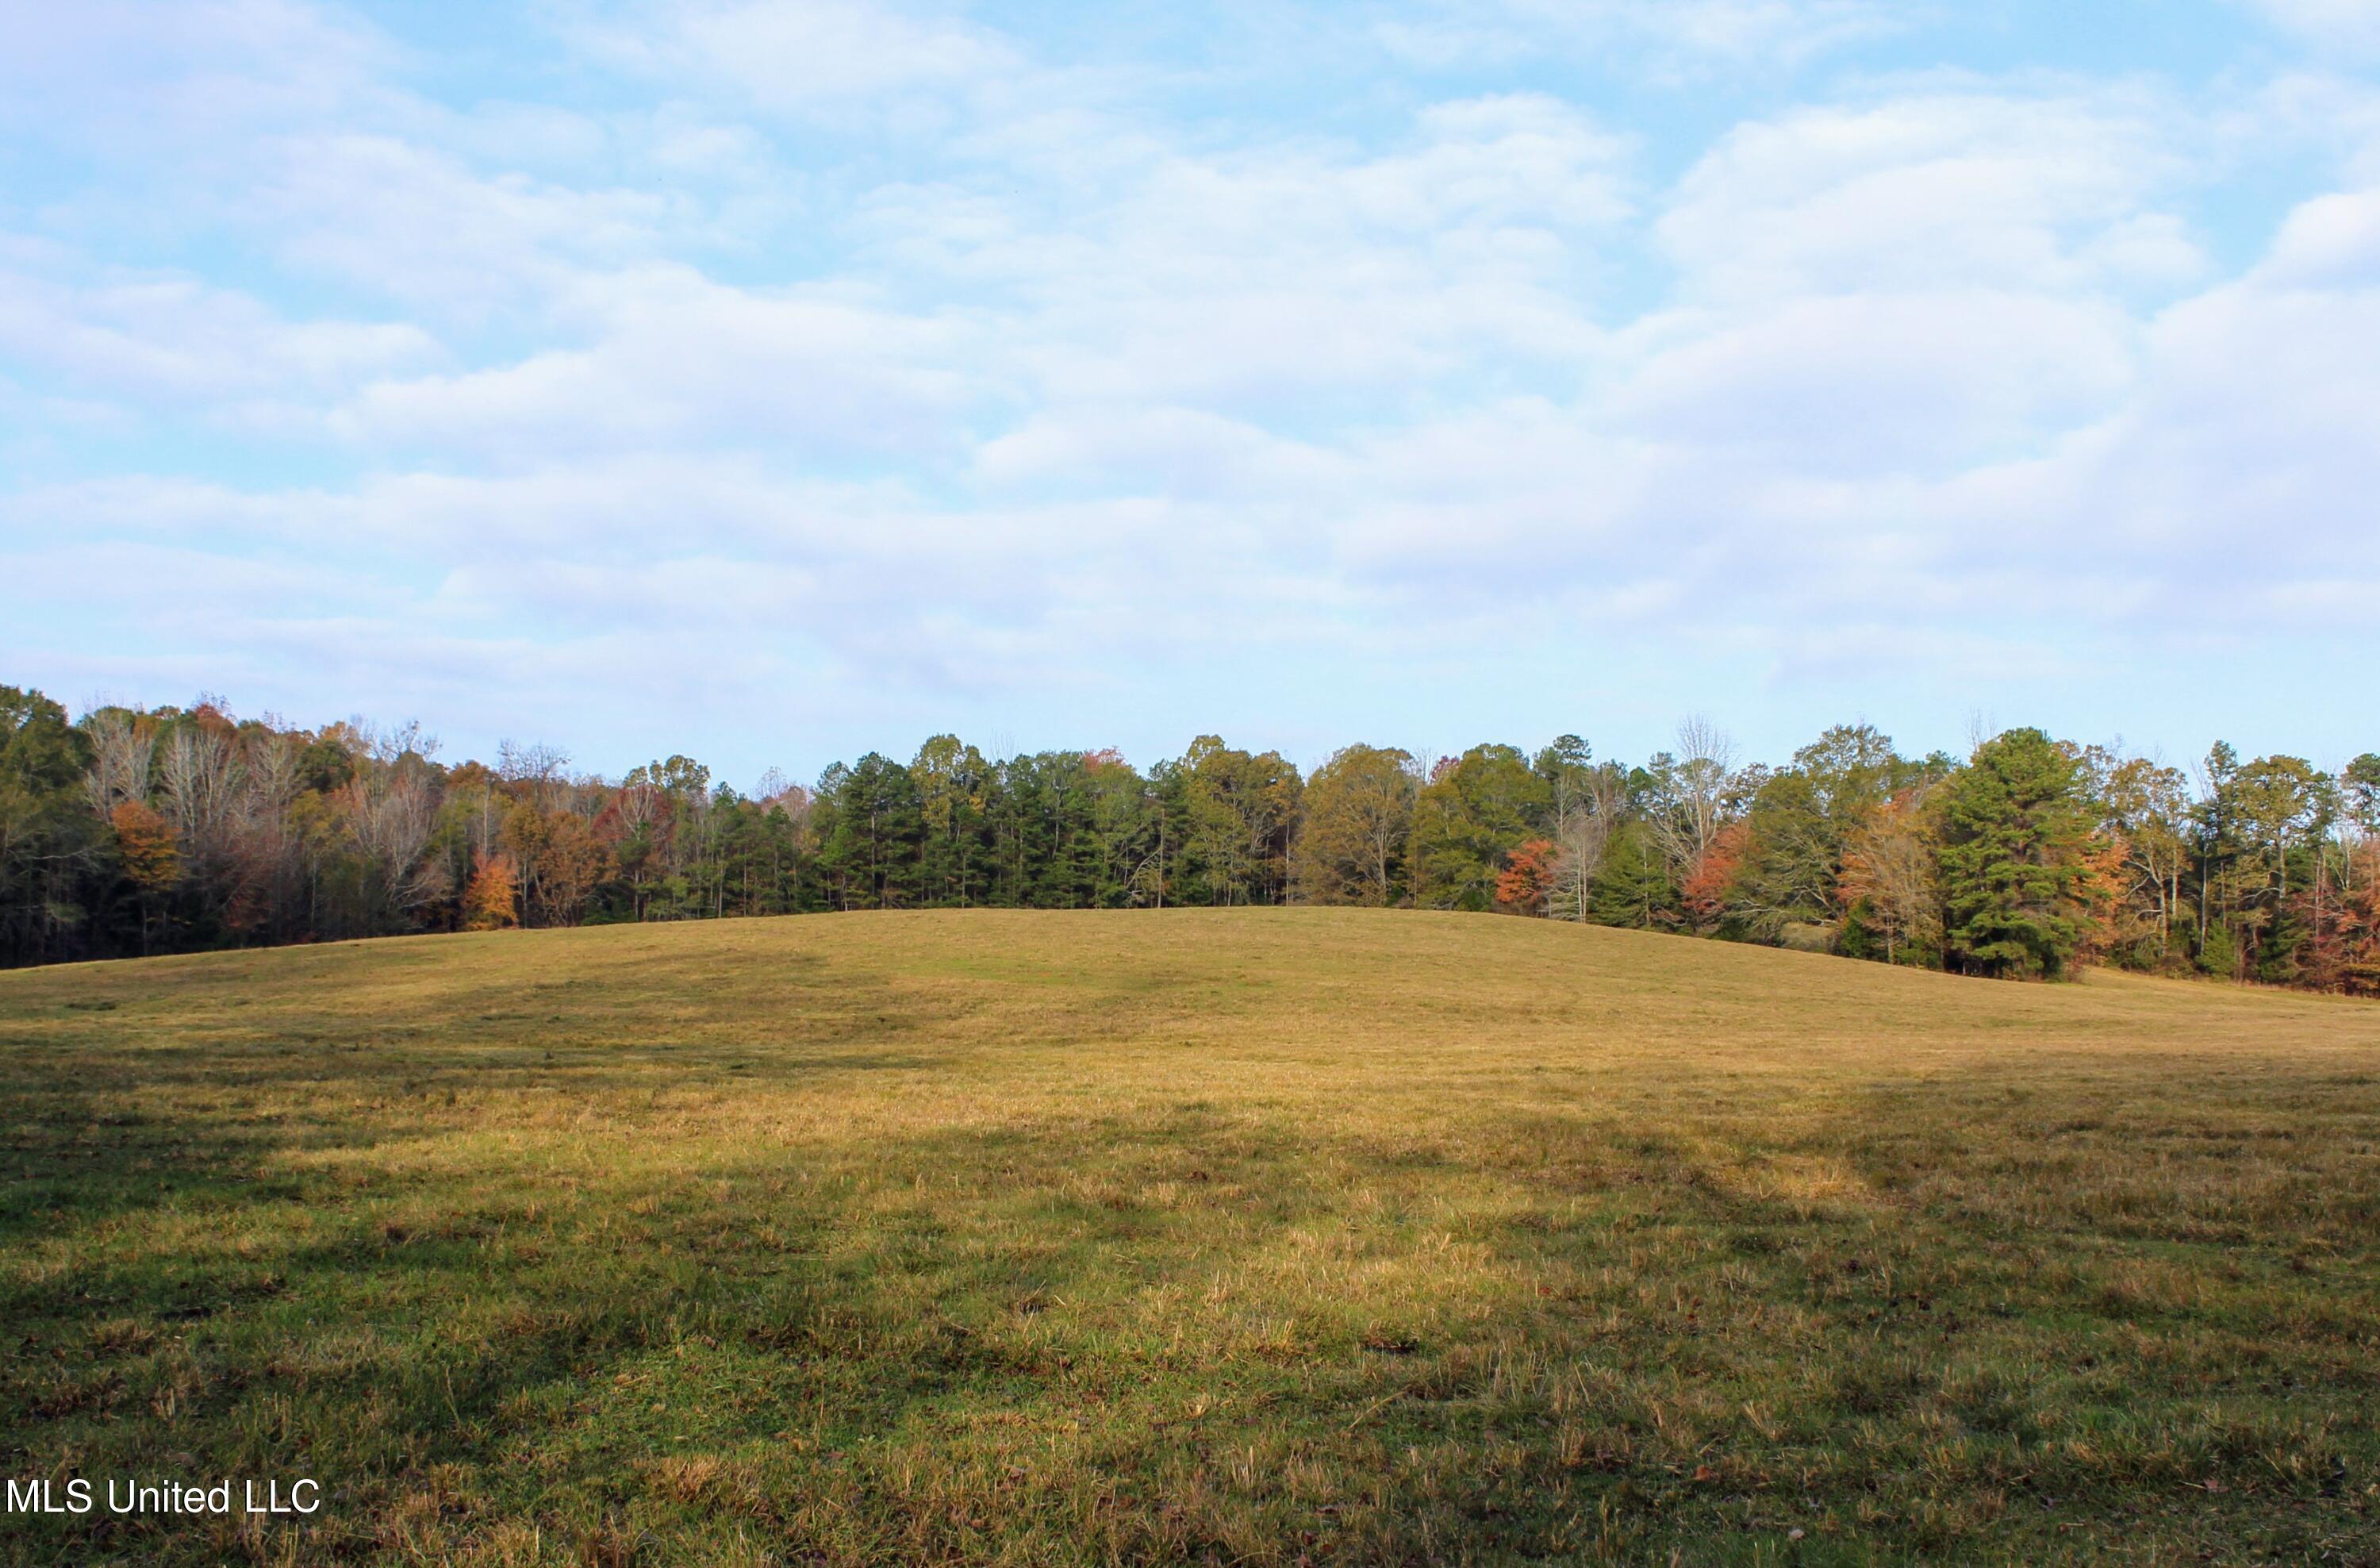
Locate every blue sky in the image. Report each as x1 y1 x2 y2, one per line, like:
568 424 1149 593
2 0 2375 789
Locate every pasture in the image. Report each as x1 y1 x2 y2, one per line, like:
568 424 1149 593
2 910 2376 1563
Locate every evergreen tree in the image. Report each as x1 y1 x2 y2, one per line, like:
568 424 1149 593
1726 771 1839 942
1082 751 1158 907
1588 820 1677 929
1937 728 2095 979
2344 755 2380 839
820 754 924 909
2 673 2367 997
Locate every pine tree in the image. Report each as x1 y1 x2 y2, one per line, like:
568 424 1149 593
1937 729 2095 980
1589 821 1678 929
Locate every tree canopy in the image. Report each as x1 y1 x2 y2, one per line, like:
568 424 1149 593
3 682 2371 997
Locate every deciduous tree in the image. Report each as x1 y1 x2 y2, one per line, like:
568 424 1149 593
1837 790 1940 966
1493 838 1557 916
1411 744 1549 911
1293 744 1418 907
463 851 520 931
109 799 179 955
0 686 99 965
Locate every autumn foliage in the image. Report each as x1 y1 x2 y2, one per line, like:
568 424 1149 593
1681 820 1749 931
109 801 180 898
1494 838 1557 915
462 852 520 931
4 680 2375 996
2298 841 2380 997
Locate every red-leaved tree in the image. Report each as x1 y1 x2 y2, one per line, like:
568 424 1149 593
1494 838 1557 917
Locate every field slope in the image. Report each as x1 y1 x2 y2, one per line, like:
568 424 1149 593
3 909 2378 1565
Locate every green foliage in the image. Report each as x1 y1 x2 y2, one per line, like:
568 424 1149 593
1530 733 1597 832
1791 722 1909 824
1938 728 2095 980
2196 919 2240 980
1173 736 1300 906
1293 744 1417 907
1712 726 1941 953
912 734 992 905
1587 819 1676 928
1411 744 1549 911
2345 754 2380 836
2181 743 2349 985
820 753 925 909
0 686 100 965
1727 771 1841 942
2257 905 2310 986
5 677 2371 1001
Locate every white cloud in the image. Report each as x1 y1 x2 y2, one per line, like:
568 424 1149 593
579 0 1021 115
1658 90 2206 301
333 265 978 462
1379 0 1898 75
257 136 697 317
1612 291 2140 471
0 256 439 408
4 0 2377 769
0 0 393 140
2057 187 2380 579
860 94 1629 416
2244 0 2380 54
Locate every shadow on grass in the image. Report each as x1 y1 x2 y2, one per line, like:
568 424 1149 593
4 1042 2378 1565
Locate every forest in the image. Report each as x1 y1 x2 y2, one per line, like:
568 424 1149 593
2 682 2374 991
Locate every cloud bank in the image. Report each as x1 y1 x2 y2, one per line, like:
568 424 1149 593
2 0 2374 781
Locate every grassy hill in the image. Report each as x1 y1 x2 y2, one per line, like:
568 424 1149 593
3 909 2377 1564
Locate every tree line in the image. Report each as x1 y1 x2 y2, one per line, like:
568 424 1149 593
3 683 2374 992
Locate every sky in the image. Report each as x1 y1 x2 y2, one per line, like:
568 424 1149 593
2 0 2375 790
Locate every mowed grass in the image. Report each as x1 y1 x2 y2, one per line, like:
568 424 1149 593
3 912 2378 1566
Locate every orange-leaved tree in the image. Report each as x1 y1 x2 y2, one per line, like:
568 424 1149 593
462 851 521 931
1836 790 1940 965
1680 818 1749 933
1494 838 1557 917
110 799 181 955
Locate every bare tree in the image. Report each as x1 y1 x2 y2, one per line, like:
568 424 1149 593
499 738 572 811
1672 716 1738 861
1645 717 1738 883
159 724 247 861
232 732 307 938
83 711 155 816
335 717 439 771
342 758 445 922
1550 763 1627 920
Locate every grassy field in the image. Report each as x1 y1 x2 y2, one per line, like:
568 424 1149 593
2 910 2378 1566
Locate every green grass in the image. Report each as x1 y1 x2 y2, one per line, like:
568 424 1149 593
3 909 2378 1565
